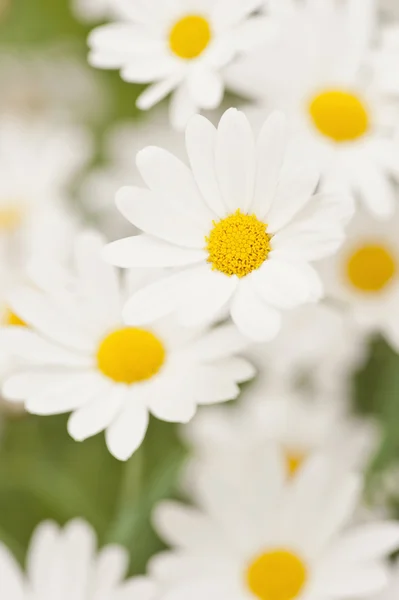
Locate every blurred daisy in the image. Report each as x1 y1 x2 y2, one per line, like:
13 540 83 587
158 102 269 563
88 0 274 129
247 303 367 397
72 0 115 22
0 232 254 461
321 208 399 352
104 109 352 342
81 107 185 240
150 452 399 600
0 518 156 599
183 384 379 477
227 0 399 219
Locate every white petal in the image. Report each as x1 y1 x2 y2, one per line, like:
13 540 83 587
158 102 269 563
189 323 249 361
176 267 237 328
103 235 206 268
351 156 396 219
327 522 399 563
272 224 345 261
26 521 60 593
187 67 224 110
267 167 320 232
212 0 264 29
67 383 124 441
115 578 157 600
136 75 182 111
315 563 389 597
147 375 197 423
233 17 277 52
92 546 129 596
216 109 256 213
252 111 287 216
185 115 226 217
170 82 198 131
115 187 206 249
136 146 214 225
250 258 323 309
0 544 24 600
121 55 178 84
105 397 149 460
231 278 282 341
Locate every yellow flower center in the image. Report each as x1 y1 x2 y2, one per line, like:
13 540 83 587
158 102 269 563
169 15 212 59
346 243 396 293
285 450 306 477
309 89 369 142
96 327 166 384
206 210 271 278
246 549 307 600
0 206 23 231
3 309 26 327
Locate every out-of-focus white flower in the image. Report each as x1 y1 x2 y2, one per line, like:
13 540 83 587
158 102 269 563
247 303 367 397
320 208 399 352
183 383 379 478
0 518 157 599
227 0 399 219
81 107 185 240
104 109 353 342
71 0 116 22
150 451 399 600
88 0 274 129
0 232 254 461
0 51 108 122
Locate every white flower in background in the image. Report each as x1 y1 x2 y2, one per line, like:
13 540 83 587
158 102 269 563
88 0 274 129
183 384 379 478
71 0 115 23
150 451 399 600
104 109 352 342
227 0 399 219
81 107 185 240
0 232 254 461
0 51 107 122
321 208 399 352
0 518 156 599
247 303 367 397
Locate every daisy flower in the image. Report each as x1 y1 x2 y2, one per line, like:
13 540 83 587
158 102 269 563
87 0 274 129
104 109 353 342
226 0 399 219
0 232 254 461
0 518 156 599
320 208 399 352
150 451 399 600
71 0 115 23
81 107 185 240
247 303 367 398
183 383 379 478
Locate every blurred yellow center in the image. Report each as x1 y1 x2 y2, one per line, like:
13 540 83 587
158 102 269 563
0 206 23 231
169 15 212 59
3 309 26 327
309 90 369 142
285 450 306 477
346 243 396 293
96 327 165 384
206 210 271 278
247 549 307 600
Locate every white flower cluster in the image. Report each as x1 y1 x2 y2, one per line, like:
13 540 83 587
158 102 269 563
1 0 399 598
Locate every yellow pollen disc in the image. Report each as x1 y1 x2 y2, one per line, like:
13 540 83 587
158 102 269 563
169 15 212 59
0 206 23 231
206 210 271 278
285 450 306 477
346 243 396 293
246 549 307 600
309 89 369 142
3 309 26 327
96 327 166 384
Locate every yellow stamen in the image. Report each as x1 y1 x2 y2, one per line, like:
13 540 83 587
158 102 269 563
169 15 212 59
96 327 165 384
285 450 306 477
3 309 26 327
346 243 396 293
246 549 307 600
0 206 23 231
309 89 369 142
206 210 271 278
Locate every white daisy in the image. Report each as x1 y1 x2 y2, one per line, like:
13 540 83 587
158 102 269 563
87 0 274 129
81 107 185 240
246 303 367 398
104 109 353 342
320 207 399 352
150 451 399 600
0 232 254 461
0 518 156 599
71 0 116 23
183 383 379 478
226 0 399 219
